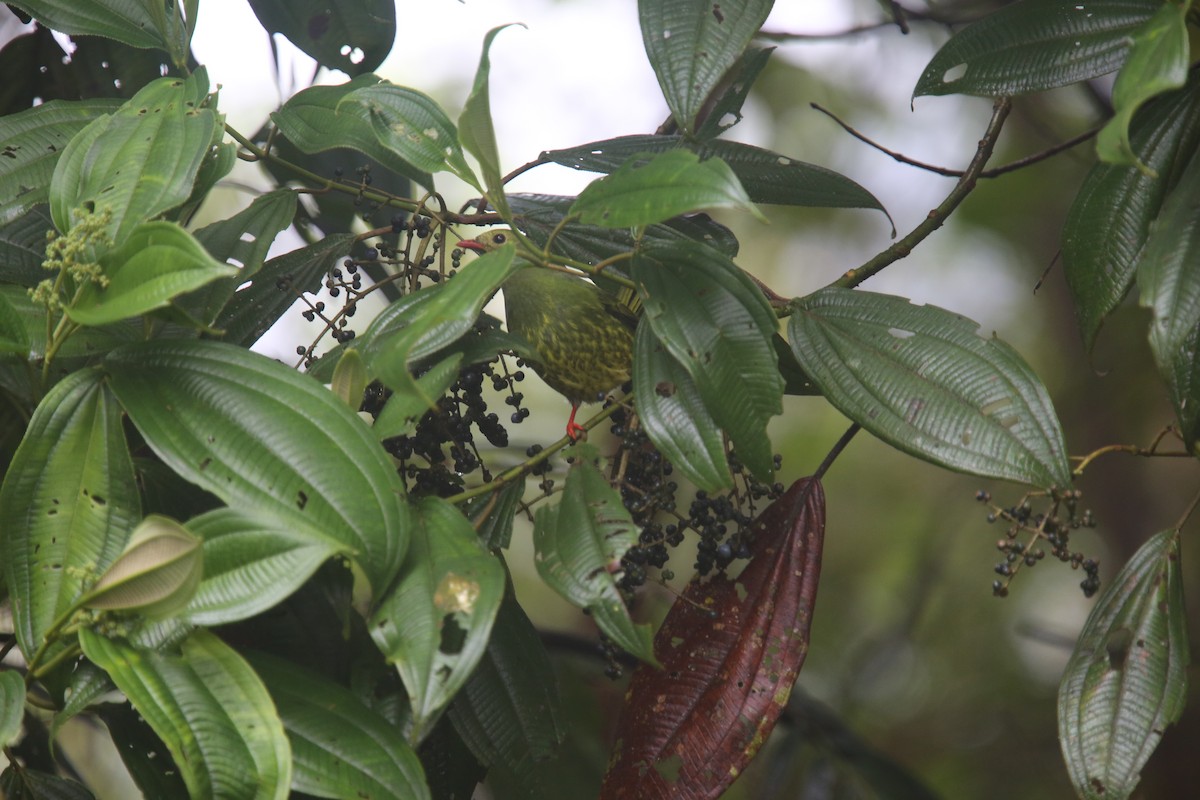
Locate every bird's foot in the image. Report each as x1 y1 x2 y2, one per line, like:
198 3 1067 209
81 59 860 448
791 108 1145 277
566 405 586 441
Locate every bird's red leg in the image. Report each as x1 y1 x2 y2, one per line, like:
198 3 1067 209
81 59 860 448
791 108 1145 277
565 404 586 441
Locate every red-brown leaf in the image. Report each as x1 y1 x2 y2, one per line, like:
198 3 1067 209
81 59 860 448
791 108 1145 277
600 477 825 799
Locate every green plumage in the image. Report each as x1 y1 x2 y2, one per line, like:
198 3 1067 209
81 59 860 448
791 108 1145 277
460 229 636 412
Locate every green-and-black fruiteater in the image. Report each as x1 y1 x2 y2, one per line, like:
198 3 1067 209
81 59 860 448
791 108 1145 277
458 229 635 440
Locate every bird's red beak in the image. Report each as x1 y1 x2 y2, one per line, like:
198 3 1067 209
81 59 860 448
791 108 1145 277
457 239 485 252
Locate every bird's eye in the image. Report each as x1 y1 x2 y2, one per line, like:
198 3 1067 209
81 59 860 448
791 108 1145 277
491 233 508 246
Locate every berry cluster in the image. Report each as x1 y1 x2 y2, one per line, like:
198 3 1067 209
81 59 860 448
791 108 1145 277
977 488 1100 598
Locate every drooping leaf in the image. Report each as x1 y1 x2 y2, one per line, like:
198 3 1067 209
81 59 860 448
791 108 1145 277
0 99 121 226
601 478 825 800
338 82 477 188
49 69 218 244
449 587 565 792
459 24 522 218
0 368 138 660
533 452 657 665
214 232 355 348
246 0 396 75
248 652 431 800
270 75 434 190
694 46 774 139
1095 1 1189 172
638 0 774 134
633 323 732 493
82 514 203 618
464 479 525 551
571 149 763 228
1058 529 1188 800
1063 74 1200 349
789 288 1072 488
0 669 24 748
105 339 410 593
94 701 189 799
369 496 505 742
544 135 886 215
1136 147 1200 448
79 629 292 800
181 507 344 626
913 0 1158 98
632 241 782 481
66 220 238 325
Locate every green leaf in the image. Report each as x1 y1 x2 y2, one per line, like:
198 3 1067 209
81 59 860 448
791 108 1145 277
638 0 774 134
544 135 887 215
571 149 764 228
331 347 368 409
0 669 24 748
0 291 29 355
66 220 237 325
1063 74 1200 349
180 507 343 626
215 232 356 347
79 629 292 800
1095 2 1189 172
105 339 410 593
913 0 1158 98
0 368 139 659
369 496 505 742
532 453 657 665
1058 529 1188 800
270 75 434 190
49 69 218 244
361 245 522 396
464 479 524 551
0 99 121 226
248 652 431 800
372 353 463 440
245 0 397 75
95 701 189 799
459 25 522 218
789 288 1072 488
82 514 203 618
0 768 96 799
631 241 782 481
633 323 732 493
339 82 477 188
1136 147 1200 448
0 206 56 288
448 588 564 789
694 45 773 139
8 0 186 53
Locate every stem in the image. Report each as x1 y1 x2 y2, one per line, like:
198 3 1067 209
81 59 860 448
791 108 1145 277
832 97 1012 291
1071 426 1187 475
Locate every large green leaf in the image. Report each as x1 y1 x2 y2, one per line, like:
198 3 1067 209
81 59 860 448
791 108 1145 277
633 323 732 493
1063 75 1200 349
631 241 782 481
638 0 774 134
0 99 121 226
789 288 1072 488
105 339 410 592
8 0 190 56
532 453 657 665
79 629 292 800
913 0 1158 98
1058 529 1187 800
0 205 56 288
338 82 477 188
214 232 356 348
49 69 218 243
66 221 238 325
571 149 763 228
1095 1 1190 171
459 25 520 218
448 587 564 792
0 368 138 660
1136 147 1200 448
95 701 189 798
248 652 431 800
269 75 434 190
544 135 886 214
369 496 505 742
0 291 28 356
246 0 396 75
181 507 345 626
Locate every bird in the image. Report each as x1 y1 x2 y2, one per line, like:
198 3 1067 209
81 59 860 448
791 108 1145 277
457 229 636 440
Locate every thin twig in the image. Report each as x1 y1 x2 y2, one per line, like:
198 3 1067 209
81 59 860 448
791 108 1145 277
832 97 1012 290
